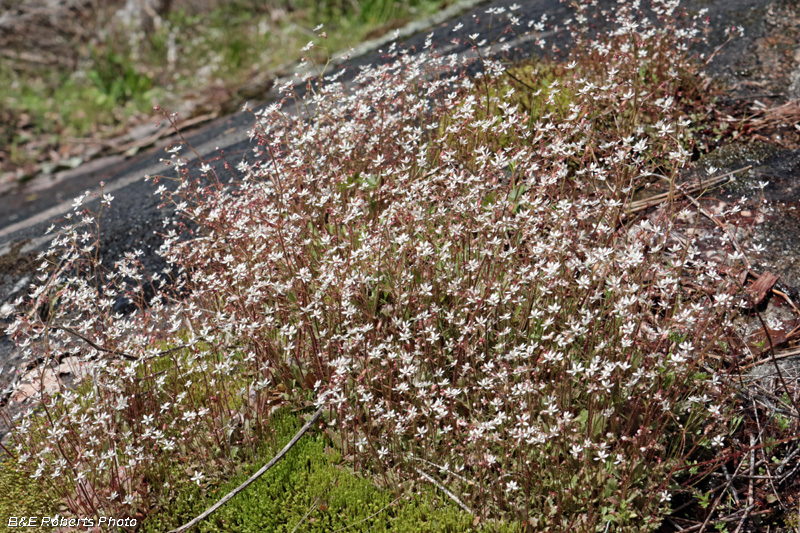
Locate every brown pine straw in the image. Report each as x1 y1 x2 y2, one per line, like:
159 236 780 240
742 98 800 132
742 345 800 371
625 166 752 215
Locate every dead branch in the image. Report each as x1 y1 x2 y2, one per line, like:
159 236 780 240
169 406 324 533
413 466 473 515
625 166 751 215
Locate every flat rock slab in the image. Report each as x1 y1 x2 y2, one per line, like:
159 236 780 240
697 143 800 294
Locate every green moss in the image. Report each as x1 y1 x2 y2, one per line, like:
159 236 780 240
500 62 576 122
0 457 58 532
440 59 575 153
141 410 516 532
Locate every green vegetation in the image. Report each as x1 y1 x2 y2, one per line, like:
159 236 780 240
0 0 447 180
4 1 800 530
0 335 496 530
141 410 501 533
4 2 740 528
0 457 57 532
0 409 495 533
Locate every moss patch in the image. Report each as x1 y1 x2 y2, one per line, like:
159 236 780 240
141 410 515 532
0 457 58 532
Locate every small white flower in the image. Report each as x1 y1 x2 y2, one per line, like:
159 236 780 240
570 442 583 458
191 470 205 486
506 480 519 493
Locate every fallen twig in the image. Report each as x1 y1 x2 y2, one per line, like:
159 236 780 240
413 467 473 515
733 434 756 533
742 346 800 370
720 462 741 506
331 496 403 533
779 455 800 483
666 517 686 531
776 446 800 477
169 406 324 533
289 498 320 533
677 506 761 532
411 455 475 486
625 166 751 214
773 288 800 316
745 99 800 132
696 405 775 533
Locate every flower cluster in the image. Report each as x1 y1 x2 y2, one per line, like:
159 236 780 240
3 1 743 529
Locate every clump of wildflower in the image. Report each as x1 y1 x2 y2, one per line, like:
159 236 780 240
3 1 746 529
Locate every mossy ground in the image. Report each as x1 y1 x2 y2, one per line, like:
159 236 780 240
0 457 58 532
0 409 515 532
139 410 511 533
